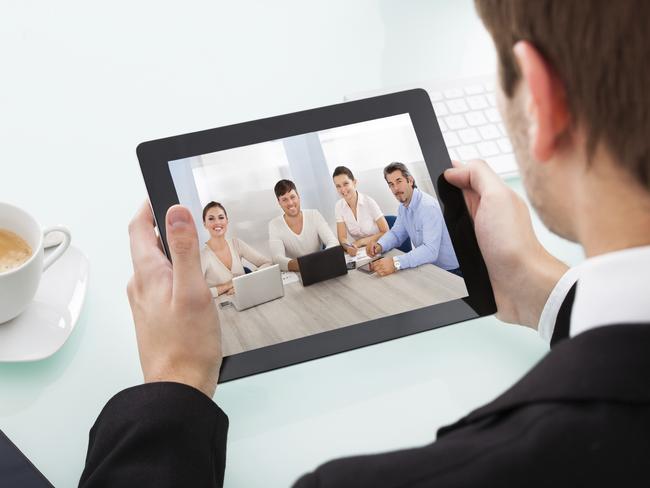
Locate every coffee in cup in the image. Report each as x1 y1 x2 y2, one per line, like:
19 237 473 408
0 228 33 273
0 202 71 323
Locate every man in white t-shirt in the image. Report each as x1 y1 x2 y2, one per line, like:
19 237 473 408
268 179 338 272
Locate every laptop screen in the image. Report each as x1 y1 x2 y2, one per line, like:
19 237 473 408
168 113 468 357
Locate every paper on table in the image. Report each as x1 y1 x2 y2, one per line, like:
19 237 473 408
344 247 368 263
281 271 300 285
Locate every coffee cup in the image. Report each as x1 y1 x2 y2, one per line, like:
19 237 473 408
0 202 71 323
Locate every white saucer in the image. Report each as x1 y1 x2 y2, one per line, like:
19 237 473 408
0 246 89 362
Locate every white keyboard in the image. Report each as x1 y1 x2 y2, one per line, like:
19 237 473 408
345 75 518 177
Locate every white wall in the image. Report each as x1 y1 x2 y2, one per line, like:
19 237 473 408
170 113 438 260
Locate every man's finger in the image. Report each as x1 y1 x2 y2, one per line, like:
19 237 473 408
444 159 503 196
129 201 167 273
165 205 205 298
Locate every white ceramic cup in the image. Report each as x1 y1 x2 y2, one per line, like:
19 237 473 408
0 202 71 323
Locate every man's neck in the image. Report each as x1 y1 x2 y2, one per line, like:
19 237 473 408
403 188 416 208
576 160 650 257
284 211 303 224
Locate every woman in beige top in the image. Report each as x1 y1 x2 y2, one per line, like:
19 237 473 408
200 201 272 296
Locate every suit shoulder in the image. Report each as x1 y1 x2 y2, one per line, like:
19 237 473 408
295 401 650 487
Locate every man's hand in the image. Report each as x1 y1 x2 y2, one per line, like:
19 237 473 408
127 203 222 398
444 160 568 328
366 241 382 257
371 257 396 276
288 259 300 272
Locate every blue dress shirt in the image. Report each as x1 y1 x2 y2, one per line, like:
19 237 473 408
377 188 459 271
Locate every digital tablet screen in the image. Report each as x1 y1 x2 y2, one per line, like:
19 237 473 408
138 89 495 381
167 113 468 357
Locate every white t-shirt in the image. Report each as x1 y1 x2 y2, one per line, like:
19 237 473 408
268 209 338 271
334 192 383 241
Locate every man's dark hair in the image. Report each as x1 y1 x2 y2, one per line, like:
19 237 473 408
274 179 297 199
475 0 650 190
202 201 227 222
383 162 417 189
332 166 355 181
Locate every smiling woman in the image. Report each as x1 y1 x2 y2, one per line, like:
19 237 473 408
332 165 389 254
200 201 272 297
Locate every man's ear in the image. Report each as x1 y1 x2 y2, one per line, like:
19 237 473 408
513 40 570 162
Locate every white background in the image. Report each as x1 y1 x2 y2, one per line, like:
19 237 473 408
0 1 583 486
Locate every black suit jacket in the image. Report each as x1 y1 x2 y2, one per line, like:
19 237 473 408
79 296 650 486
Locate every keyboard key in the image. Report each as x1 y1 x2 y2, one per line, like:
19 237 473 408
483 82 494 91
477 140 500 157
447 148 459 161
478 124 500 140
458 128 481 144
497 137 513 153
437 118 448 132
445 115 467 130
488 153 518 175
465 111 487 126
429 91 443 102
464 84 484 95
448 98 469 114
486 93 496 106
457 145 479 160
485 107 501 123
467 95 489 110
433 102 448 116
444 88 464 99
442 131 460 147
498 122 507 135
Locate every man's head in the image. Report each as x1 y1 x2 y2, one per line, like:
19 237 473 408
475 0 650 241
384 162 417 205
274 179 301 217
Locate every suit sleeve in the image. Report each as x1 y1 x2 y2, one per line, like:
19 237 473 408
79 382 229 488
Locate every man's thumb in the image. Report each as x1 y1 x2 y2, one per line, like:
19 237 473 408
166 205 203 293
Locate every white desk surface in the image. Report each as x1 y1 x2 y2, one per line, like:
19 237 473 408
0 1 584 486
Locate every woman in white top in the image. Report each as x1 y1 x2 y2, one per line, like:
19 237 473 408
332 166 389 256
200 201 272 296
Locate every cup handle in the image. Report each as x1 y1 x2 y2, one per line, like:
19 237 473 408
42 226 72 271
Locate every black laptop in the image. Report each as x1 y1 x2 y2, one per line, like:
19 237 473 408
297 245 348 286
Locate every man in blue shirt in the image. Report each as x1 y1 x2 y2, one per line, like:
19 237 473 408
366 162 460 276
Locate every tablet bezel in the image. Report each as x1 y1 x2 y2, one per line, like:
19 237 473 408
137 89 496 382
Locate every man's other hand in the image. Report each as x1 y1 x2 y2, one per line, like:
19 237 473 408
444 160 568 328
127 203 222 398
366 241 382 257
371 257 396 276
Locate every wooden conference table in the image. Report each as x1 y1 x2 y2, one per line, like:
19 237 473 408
218 250 468 356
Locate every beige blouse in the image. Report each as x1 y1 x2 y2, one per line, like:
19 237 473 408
200 238 272 296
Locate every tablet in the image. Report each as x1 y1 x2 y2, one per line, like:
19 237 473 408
137 89 496 382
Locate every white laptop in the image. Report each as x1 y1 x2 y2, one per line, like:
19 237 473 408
231 264 284 311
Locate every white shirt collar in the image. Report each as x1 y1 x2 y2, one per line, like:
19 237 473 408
570 245 650 337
